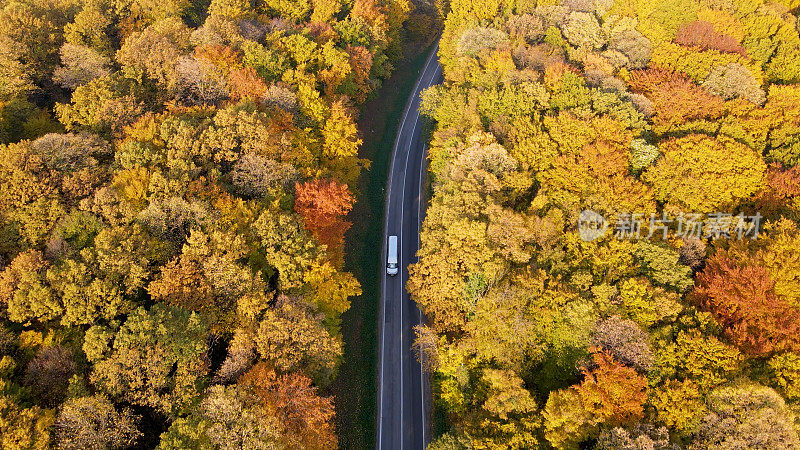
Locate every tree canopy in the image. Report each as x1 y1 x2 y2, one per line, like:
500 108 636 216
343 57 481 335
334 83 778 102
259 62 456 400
411 0 800 447
0 0 421 446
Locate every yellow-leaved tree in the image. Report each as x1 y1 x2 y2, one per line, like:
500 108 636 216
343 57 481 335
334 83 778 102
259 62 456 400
642 134 765 213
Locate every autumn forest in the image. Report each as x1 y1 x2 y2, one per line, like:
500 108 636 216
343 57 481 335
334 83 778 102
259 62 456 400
1 0 800 448
413 0 800 448
0 0 425 447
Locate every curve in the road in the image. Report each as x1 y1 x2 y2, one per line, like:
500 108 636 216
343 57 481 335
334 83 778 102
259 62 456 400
377 44 442 450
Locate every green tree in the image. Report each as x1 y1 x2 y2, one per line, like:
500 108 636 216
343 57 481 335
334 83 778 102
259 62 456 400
47 258 132 327
156 416 213 450
654 331 742 391
89 304 209 414
634 242 693 292
253 211 324 290
55 75 145 137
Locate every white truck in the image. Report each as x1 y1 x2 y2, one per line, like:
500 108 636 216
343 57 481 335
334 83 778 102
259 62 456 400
387 235 398 276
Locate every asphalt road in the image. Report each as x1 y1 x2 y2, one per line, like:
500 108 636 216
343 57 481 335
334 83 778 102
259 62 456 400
377 44 442 450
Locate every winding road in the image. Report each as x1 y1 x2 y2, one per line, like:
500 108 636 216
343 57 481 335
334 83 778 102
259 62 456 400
377 44 442 450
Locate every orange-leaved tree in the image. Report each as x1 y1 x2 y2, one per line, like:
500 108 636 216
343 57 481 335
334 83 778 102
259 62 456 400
294 179 355 261
240 362 336 450
543 350 648 448
692 250 800 356
675 21 747 56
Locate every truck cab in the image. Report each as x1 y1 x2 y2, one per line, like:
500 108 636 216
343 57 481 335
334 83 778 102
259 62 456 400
387 235 398 276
